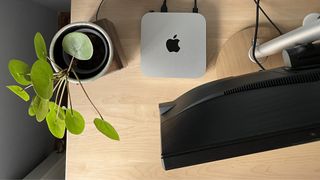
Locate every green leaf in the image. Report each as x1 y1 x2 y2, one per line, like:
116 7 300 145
34 32 47 61
8 59 31 86
6 85 30 102
48 102 65 120
65 109 85 135
28 106 35 116
46 104 66 139
31 96 49 122
94 118 119 140
62 32 93 60
31 60 53 99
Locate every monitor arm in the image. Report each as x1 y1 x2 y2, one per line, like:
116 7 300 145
249 13 320 67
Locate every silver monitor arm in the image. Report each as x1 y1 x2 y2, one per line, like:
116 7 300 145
249 13 320 67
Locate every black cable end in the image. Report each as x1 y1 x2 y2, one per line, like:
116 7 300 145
161 0 168 12
161 6 168 12
193 8 198 13
193 0 198 13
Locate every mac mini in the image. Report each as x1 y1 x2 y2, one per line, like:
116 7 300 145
141 13 206 78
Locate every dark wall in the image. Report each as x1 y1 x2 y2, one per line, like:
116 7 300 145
0 0 58 178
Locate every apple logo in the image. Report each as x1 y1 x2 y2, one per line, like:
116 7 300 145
166 34 180 53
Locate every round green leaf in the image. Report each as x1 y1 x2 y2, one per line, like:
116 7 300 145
46 106 66 139
94 118 119 140
62 32 93 60
31 60 53 99
65 109 85 135
8 59 31 86
31 96 49 122
6 85 30 102
34 32 47 60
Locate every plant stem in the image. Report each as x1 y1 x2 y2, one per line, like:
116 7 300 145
71 69 104 120
67 56 75 74
64 56 75 114
54 72 64 77
47 57 63 71
53 78 64 93
57 79 67 117
23 84 33 90
55 77 66 106
67 81 73 115
55 70 68 80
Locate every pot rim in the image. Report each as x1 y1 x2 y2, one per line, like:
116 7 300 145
49 21 114 83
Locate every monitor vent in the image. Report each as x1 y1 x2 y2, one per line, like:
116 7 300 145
224 71 320 95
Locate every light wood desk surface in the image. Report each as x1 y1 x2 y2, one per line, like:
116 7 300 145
68 0 320 179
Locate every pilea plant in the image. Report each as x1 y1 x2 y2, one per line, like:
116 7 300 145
6 32 119 140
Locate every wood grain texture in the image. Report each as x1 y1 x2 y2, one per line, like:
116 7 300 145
216 26 284 78
68 0 320 179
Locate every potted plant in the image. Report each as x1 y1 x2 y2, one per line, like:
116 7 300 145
50 22 114 83
6 32 119 140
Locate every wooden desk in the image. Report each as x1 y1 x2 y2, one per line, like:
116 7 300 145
68 0 320 179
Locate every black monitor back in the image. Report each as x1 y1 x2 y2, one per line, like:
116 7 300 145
160 67 320 170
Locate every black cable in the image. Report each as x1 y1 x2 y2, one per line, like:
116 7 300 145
253 0 282 35
161 0 168 12
96 0 105 21
193 0 198 13
252 0 266 70
161 0 198 13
